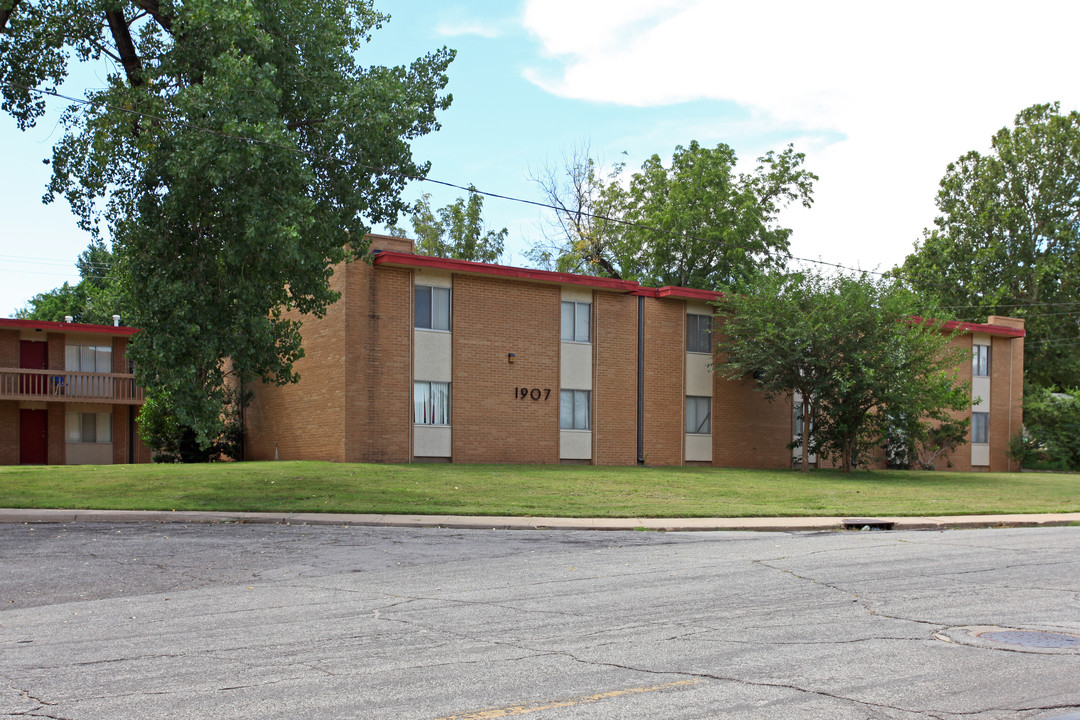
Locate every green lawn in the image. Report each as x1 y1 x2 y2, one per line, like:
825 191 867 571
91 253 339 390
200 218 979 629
1 461 1078 517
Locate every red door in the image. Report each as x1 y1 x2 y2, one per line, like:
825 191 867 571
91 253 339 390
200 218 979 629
19 340 48 395
19 409 48 465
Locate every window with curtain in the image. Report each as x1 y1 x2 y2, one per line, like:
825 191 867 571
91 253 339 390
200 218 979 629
560 389 590 429
415 286 451 331
65 344 112 372
560 301 591 343
686 314 713 353
686 396 711 434
972 345 990 377
414 381 451 425
65 412 112 443
972 411 989 444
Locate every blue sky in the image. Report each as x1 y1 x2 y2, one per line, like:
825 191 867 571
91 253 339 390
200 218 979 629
3 0 1079 316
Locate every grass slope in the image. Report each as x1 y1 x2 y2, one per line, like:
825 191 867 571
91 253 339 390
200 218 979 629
1 462 1078 517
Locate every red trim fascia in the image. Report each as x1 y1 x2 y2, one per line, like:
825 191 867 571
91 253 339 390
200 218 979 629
373 251 643 292
911 316 1026 338
0 318 140 336
655 286 722 301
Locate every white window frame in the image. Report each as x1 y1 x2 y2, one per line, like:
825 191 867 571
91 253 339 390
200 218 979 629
65 412 113 443
415 285 451 332
560 301 591 343
972 345 990 377
414 381 451 426
686 396 711 435
560 389 591 429
686 314 713 354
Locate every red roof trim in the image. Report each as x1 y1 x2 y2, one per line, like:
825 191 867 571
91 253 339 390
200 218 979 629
655 286 722 301
0 318 139 336
373 251 643 292
911 316 1026 338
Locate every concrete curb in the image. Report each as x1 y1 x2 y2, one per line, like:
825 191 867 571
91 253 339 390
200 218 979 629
1 508 1078 532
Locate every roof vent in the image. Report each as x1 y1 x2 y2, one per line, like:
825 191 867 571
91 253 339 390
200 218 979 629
112 315 121 327
64 315 73 324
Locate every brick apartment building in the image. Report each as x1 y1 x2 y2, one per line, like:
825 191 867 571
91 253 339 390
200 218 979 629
243 236 1026 472
1 317 152 465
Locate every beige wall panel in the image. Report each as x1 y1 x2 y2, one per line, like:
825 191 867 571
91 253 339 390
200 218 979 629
685 300 714 316
560 342 592 390
413 268 452 288
414 425 451 457
415 331 452 382
971 377 991 411
560 430 592 460
685 352 713 397
685 433 712 462
66 443 112 465
971 443 990 467
561 286 593 303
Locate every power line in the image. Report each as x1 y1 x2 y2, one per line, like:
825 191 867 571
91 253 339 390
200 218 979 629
1 80 898 280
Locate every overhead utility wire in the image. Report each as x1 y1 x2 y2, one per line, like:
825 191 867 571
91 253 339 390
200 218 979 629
2 80 890 279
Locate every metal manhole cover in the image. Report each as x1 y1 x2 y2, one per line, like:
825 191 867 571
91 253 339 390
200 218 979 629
936 626 1080 654
977 630 1080 649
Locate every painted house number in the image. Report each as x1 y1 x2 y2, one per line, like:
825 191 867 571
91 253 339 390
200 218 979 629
515 387 552 401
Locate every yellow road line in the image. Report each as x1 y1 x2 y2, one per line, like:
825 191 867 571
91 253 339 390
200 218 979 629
434 679 705 720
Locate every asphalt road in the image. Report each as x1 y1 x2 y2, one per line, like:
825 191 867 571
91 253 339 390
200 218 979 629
2 523 1079 719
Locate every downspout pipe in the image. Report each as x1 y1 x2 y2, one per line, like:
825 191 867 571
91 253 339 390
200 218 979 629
637 295 644 465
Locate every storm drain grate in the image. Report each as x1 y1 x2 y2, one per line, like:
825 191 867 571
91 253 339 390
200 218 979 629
977 630 1080 649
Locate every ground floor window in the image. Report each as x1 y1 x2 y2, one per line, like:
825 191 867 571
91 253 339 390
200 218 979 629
686 396 711 434
414 381 451 425
560 389 590 430
972 411 989 444
66 412 112 443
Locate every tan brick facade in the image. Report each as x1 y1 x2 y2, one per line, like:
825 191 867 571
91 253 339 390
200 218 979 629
594 293 638 465
641 298 685 466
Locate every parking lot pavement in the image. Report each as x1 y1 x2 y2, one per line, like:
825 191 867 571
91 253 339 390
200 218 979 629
2 523 1079 719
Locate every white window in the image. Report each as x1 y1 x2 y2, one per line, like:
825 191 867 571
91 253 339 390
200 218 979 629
972 411 989 444
65 344 112 372
972 345 990 377
561 301 591 343
794 401 811 437
65 412 112 443
686 314 712 354
560 389 590 429
415 286 451 331
414 381 450 425
686 396 711 434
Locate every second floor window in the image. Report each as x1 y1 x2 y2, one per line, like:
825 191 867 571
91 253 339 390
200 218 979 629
416 286 451 331
65 344 112 373
687 314 712 353
972 345 990 377
561 301 591 343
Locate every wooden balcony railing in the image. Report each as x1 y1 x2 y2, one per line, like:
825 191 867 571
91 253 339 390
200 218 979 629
0 368 145 405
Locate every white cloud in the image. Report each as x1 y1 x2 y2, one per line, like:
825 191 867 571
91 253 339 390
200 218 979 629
521 0 1080 272
435 19 503 38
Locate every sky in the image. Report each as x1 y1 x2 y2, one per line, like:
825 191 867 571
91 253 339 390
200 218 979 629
2 0 1080 316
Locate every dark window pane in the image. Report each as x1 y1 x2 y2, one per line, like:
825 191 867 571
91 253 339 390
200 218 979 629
415 286 432 329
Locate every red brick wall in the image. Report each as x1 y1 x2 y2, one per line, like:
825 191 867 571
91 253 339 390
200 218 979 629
0 401 17 465
245 267 348 462
47 334 64 371
0 330 17 367
990 335 1023 472
346 263 412 463
594 292 638 465
641 298 684 466
452 275 560 463
47 404 65 465
712 371 794 470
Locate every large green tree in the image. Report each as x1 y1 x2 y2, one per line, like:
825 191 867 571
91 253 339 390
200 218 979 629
895 102 1080 389
531 141 817 290
0 0 454 446
393 189 506 263
716 271 970 472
